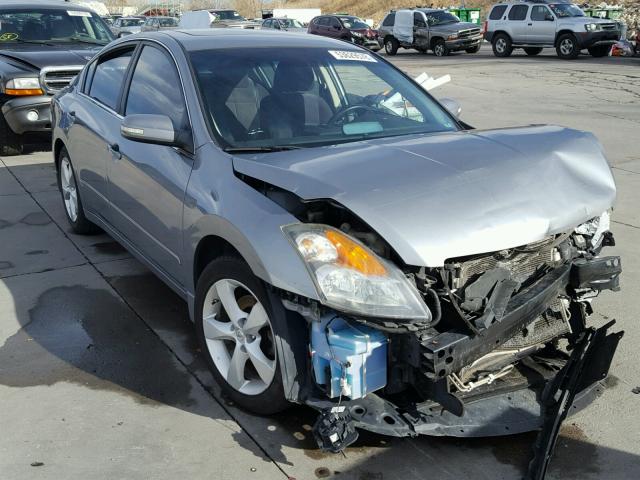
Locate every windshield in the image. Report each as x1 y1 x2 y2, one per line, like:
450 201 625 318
549 4 585 17
426 11 460 25
190 47 458 150
121 18 145 27
280 18 304 28
158 17 178 26
0 8 114 45
213 10 246 21
339 17 370 29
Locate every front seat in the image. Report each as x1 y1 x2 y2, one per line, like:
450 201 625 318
260 61 332 140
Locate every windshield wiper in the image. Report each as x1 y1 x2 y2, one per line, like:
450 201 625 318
223 145 302 153
68 36 109 45
12 38 56 47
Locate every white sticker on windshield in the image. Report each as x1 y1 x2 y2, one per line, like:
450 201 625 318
328 50 377 62
67 10 92 17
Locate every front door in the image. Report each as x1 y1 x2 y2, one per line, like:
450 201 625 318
107 44 193 281
413 12 429 49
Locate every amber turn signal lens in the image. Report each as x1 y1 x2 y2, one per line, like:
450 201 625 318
5 88 44 96
325 230 387 276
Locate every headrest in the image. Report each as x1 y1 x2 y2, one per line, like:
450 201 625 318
272 60 314 93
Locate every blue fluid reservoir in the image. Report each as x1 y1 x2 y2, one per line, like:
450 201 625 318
311 316 388 400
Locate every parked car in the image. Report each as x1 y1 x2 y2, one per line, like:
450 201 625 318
308 14 380 50
261 17 307 33
52 30 622 469
209 9 261 29
141 16 179 32
378 9 482 56
0 0 113 155
110 16 145 37
484 1 622 59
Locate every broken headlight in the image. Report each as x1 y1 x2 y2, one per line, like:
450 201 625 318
575 210 611 248
283 224 431 320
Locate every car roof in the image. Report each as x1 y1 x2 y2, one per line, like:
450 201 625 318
0 0 94 12
121 29 366 51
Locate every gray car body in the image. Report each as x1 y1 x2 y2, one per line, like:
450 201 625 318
52 29 616 325
379 9 482 52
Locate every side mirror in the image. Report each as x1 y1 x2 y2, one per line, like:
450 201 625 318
546 15 555 21
333 24 341 30
440 97 462 119
121 114 177 146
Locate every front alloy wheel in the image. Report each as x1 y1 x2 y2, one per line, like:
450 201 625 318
433 39 448 57
557 34 579 59
196 257 289 415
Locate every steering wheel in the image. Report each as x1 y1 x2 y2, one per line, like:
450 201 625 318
328 104 381 126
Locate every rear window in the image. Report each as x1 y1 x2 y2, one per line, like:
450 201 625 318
489 5 508 20
508 5 529 21
382 13 395 26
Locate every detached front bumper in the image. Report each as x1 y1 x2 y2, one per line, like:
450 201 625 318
1 95 52 134
446 35 483 51
576 30 621 49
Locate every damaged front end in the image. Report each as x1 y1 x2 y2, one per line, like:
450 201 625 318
279 211 622 461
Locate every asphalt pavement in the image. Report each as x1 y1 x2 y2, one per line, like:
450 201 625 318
0 47 639 479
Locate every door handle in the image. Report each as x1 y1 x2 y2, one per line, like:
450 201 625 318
108 143 122 160
528 23 533 26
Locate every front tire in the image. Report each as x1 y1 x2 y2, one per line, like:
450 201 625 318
556 33 580 59
0 112 23 156
492 33 513 57
432 39 449 57
195 256 289 415
57 147 99 234
588 45 610 57
384 37 399 55
524 47 543 56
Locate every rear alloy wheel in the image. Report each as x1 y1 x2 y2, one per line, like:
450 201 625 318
524 47 543 56
195 257 289 415
432 39 449 57
57 148 99 234
492 33 513 57
384 37 399 55
588 45 610 57
556 33 580 59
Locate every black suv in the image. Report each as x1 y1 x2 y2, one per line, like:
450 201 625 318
0 0 113 155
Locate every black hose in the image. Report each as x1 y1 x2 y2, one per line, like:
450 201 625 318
425 288 442 327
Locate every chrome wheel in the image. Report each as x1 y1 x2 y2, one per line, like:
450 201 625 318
495 38 506 54
202 278 276 396
434 43 445 56
60 156 78 222
560 38 574 56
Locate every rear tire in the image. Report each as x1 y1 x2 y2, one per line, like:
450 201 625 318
432 39 449 57
0 112 23 156
492 33 513 57
384 37 399 55
588 45 610 57
195 256 290 415
556 33 580 59
524 47 543 56
57 147 100 235
465 45 481 54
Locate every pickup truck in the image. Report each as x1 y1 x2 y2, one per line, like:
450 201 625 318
0 0 113 155
378 9 482 56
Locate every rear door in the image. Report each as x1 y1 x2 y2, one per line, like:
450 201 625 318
107 43 193 281
70 46 135 219
506 4 530 43
529 5 556 44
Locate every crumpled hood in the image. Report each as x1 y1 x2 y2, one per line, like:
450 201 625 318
232 125 617 266
0 44 100 71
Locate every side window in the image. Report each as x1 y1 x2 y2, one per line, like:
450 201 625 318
413 12 426 28
89 48 134 110
489 5 508 20
508 5 529 21
382 13 395 27
531 6 552 21
330 17 341 28
125 46 187 130
263 19 271 28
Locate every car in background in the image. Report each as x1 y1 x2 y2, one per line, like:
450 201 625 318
261 17 306 33
378 9 482 56
111 16 145 37
209 9 261 29
52 30 622 470
484 1 622 59
0 0 114 155
308 14 379 50
141 16 179 32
